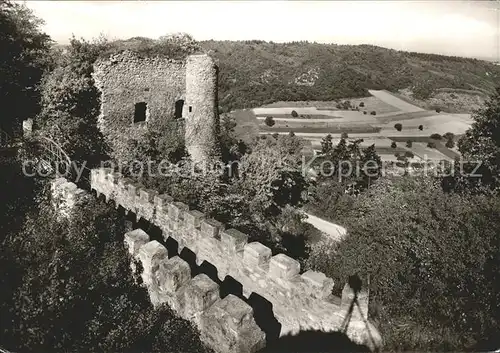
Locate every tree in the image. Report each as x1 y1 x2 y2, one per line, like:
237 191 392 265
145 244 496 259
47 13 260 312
406 140 413 148
445 138 455 149
0 0 52 133
427 141 436 148
435 107 441 113
36 36 111 166
430 133 442 140
394 123 403 132
265 116 275 127
418 125 424 131
341 132 349 139
321 134 334 154
291 110 298 118
391 141 397 148
359 144 382 189
457 87 500 189
236 135 309 240
359 102 365 107
370 111 377 115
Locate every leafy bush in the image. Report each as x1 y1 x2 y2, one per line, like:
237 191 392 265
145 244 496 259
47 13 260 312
370 111 377 115
406 140 413 148
0 1 52 133
359 102 365 107
391 141 397 148
412 81 435 100
427 141 437 148
291 110 298 118
265 116 275 127
418 124 424 131
394 123 403 131
430 133 442 140
445 139 455 148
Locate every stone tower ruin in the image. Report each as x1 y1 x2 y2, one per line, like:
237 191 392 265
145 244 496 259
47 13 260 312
92 50 219 163
185 54 220 162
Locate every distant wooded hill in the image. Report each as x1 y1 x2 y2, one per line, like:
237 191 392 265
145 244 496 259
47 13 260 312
55 38 500 112
200 40 500 112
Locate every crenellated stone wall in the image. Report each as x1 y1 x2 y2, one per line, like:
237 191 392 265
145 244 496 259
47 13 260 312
90 167 383 350
125 228 266 353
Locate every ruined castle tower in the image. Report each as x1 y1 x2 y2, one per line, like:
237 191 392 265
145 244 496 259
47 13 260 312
185 54 220 163
92 51 220 164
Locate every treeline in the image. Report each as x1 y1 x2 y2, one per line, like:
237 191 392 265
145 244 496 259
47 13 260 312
49 37 500 113
201 40 500 111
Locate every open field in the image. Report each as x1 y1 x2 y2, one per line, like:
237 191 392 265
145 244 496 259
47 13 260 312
381 113 473 136
261 96 400 114
390 136 461 160
405 142 451 161
374 111 437 124
236 88 473 163
368 89 425 112
257 117 378 129
253 107 380 121
256 114 344 120
229 109 259 144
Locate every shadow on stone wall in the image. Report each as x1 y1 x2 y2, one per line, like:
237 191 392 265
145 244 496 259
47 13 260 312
258 330 370 353
126 214 283 346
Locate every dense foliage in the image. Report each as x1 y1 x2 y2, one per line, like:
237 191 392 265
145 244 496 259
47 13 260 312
458 87 500 189
201 40 500 112
0 0 52 133
0 169 212 353
132 132 315 256
307 176 500 351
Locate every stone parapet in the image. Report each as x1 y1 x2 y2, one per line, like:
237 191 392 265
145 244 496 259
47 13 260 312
124 228 265 353
91 167 382 350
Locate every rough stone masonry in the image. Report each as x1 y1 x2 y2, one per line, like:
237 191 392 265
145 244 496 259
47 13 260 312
92 50 220 163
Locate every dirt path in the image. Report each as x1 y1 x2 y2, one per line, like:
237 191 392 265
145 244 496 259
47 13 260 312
304 212 346 242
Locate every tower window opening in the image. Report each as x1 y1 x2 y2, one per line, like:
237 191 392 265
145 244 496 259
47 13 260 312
175 99 184 119
189 106 192 113
134 102 147 123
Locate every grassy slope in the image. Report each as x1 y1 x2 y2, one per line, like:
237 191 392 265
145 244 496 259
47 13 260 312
201 40 500 112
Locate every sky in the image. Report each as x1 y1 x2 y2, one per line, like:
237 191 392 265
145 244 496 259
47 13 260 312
24 1 500 60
